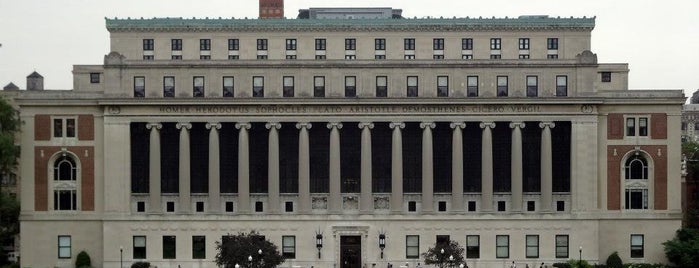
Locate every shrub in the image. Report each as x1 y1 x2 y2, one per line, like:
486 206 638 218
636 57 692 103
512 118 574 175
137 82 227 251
663 228 699 268
75 251 91 268
131 262 150 268
568 259 592 268
553 263 571 268
606 252 623 268
622 264 665 268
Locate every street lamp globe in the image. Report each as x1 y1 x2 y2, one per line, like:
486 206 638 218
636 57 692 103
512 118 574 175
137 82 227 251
440 248 445 254
258 249 263 255
235 264 239 268
459 264 464 268
248 255 253 262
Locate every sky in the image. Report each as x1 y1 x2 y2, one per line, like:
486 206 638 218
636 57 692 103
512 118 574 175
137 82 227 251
1 0 698 100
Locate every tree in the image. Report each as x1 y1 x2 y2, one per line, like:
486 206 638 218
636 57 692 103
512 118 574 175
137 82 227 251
75 251 92 268
605 251 623 268
421 240 465 268
663 228 699 268
215 231 284 268
683 141 699 228
0 96 20 175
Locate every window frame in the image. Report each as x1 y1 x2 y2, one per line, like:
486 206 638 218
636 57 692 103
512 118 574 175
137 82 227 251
467 76 478 97
171 39 182 51
556 75 568 97
143 39 154 51
497 76 508 97
437 76 449 97
519 38 530 50
53 117 77 138
192 236 206 259
375 38 386 50
525 235 539 258
547 38 559 50
404 38 416 50
193 76 205 97
133 236 146 259
283 76 294 98
345 76 357 97
496 235 509 258
490 38 502 50
257 39 268 51
228 39 240 51
462 38 473 50
163 235 176 259
406 235 420 259
601 72 612 82
376 76 388 97
58 235 71 259
625 116 650 137
630 234 644 258
222 76 234 97
345 38 356 50
433 38 445 50
163 76 175 98
199 39 211 51
89 73 100 84
315 38 327 51
134 76 145 98
555 235 569 258
526 75 538 97
466 235 480 259
253 76 264 98
407 76 418 97
314 76 326 97
285 39 297 50
282 236 296 259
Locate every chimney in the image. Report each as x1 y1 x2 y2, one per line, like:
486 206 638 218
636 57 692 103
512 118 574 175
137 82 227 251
27 71 44 90
3 82 19 91
259 0 284 19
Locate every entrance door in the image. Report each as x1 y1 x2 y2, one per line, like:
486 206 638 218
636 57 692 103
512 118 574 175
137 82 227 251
341 236 361 268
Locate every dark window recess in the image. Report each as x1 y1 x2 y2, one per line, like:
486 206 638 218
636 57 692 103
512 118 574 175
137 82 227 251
225 201 234 212
130 123 149 193
228 39 239 50
601 72 612 82
436 235 450 245
171 39 182 50
557 201 565 211
438 201 447 212
462 38 473 50
547 38 559 50
552 121 571 192
90 73 100 83
309 123 329 193
433 123 452 193
527 201 535 211
463 125 482 192
280 122 299 193
341 122 361 193
257 39 268 50
137 201 145 212
404 38 415 50
143 39 154 50
522 122 541 192
192 236 206 259
196 202 204 212
371 123 392 193
190 123 209 193
408 201 417 212
493 122 512 192
220 123 239 193
160 123 179 193
403 123 422 192
200 39 211 50
497 201 506 211
467 201 476 212
249 123 269 193
166 201 175 212
315 39 326 50
285 201 294 212
255 201 264 212
163 236 176 259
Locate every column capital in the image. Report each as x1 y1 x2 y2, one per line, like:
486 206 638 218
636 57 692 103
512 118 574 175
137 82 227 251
389 122 405 129
450 122 466 129
176 122 192 130
205 122 222 130
539 122 556 129
235 122 251 130
296 122 312 130
509 122 526 129
265 122 282 130
420 122 436 129
358 122 374 129
327 122 343 129
146 123 162 130
479 122 496 129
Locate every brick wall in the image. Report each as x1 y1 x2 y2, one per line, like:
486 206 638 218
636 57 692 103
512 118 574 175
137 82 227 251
78 115 94 140
34 115 50 140
607 145 667 210
608 113 623 140
651 113 667 139
34 146 95 211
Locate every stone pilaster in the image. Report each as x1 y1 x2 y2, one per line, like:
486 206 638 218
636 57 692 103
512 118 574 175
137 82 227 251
266 122 281 213
480 122 496 211
450 122 466 212
327 122 343 213
146 123 162 213
206 122 222 212
540 122 556 211
296 123 312 213
236 123 251 213
510 122 525 212
390 122 405 213
359 122 374 213
176 122 192 213
420 122 436 213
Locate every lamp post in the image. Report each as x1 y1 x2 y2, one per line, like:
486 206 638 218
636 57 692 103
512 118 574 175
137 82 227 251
119 246 123 268
448 255 454 268
248 255 253 268
316 233 323 259
379 234 386 259
579 246 583 267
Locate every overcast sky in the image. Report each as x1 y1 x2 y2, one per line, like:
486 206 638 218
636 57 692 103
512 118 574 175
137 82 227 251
1 0 698 99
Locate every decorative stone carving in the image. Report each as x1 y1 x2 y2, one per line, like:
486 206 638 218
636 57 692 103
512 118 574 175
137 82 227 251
343 196 359 210
312 196 327 209
104 51 125 65
374 196 390 210
576 50 598 64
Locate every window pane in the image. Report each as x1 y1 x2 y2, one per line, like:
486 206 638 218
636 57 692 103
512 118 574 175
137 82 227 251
59 248 71 258
438 76 448 87
193 236 206 259
54 119 63 137
408 77 418 86
345 76 356 87
59 236 71 246
527 76 537 86
283 77 294 87
467 76 478 87
315 76 325 86
134 236 146 247
254 77 264 87
377 76 387 87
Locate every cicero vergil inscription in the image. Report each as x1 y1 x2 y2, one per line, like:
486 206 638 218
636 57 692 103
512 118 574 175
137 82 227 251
157 104 542 115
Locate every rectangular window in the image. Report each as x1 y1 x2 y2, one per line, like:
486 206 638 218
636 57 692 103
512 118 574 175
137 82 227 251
53 118 76 138
286 39 297 50
639 118 648 136
163 236 176 259
143 55 154 60
519 54 530 59
195 202 204 212
408 201 417 212
406 235 419 259
467 76 478 97
171 39 182 51
625 189 649 209
462 38 473 50
228 55 239 60
519 38 530 50
433 55 444 60
134 76 145 98
223 76 234 97
193 76 205 97
437 76 449 97
228 39 239 50
53 190 77 210
467 201 476 211
490 38 501 50
136 201 145 212
314 76 325 97
283 76 294 97
404 38 415 50
466 235 480 258
526 76 538 97
257 55 268 60
526 235 539 258
496 235 509 258
405 55 416 60
166 201 175 212
557 201 565 211
490 54 502 59
547 38 559 50
225 201 234 212
253 76 264 97
345 55 356 60
200 55 211 60
601 72 612 82
58 235 71 259
285 201 294 212
527 201 536 211
375 38 386 50
556 75 568 96
315 38 326 50
345 38 356 50
90 73 100 83
345 76 357 97
133 236 146 259
163 76 175 97
555 235 569 258
282 236 296 259
407 76 418 97
143 39 154 51
462 54 473 60
200 39 211 51
547 54 559 59
436 235 450 245
375 55 386 60
192 236 206 259
630 234 644 258
438 201 447 211
433 38 445 50
257 39 268 50
286 55 297 60
376 76 388 97
497 76 508 97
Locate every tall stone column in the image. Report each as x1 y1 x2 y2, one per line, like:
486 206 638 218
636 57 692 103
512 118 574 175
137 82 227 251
540 122 555 211
146 123 162 213
206 122 222 212
296 123 312 213
359 122 374 213
266 122 281 213
327 122 343 213
510 122 525 212
236 123 251 213
389 122 405 213
480 122 495 212
420 122 435 213
450 122 466 212
176 122 192 213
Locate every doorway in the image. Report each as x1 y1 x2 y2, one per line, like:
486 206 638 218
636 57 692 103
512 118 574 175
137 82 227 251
340 235 361 268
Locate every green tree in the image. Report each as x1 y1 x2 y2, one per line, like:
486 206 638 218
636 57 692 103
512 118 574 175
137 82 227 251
421 240 465 268
0 96 20 174
215 231 284 268
684 140 699 228
605 251 623 268
75 251 91 268
663 228 699 268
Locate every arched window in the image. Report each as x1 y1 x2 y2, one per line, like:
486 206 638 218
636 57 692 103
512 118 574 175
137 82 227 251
51 154 79 211
623 154 650 210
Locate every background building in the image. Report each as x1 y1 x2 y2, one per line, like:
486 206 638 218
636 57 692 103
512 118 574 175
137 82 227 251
6 2 684 268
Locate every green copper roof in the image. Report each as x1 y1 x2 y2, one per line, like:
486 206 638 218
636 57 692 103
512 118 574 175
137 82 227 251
106 16 595 32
